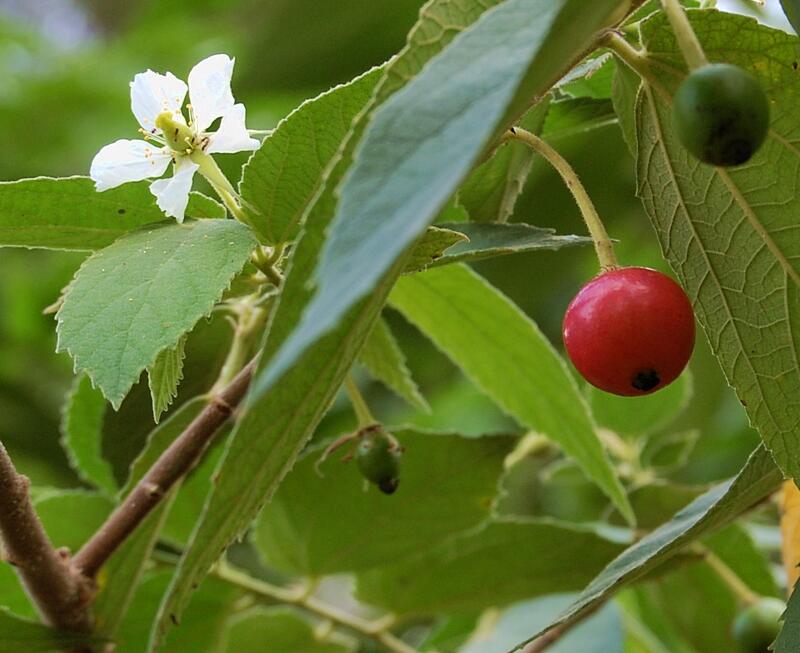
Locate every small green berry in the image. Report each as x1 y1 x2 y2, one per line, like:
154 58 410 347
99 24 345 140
672 63 770 166
355 425 401 494
731 597 784 653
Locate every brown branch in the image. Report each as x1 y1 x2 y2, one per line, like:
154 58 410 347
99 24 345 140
72 359 256 579
0 442 93 632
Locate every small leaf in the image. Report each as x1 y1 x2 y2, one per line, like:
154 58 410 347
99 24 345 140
504 446 782 653
147 336 187 423
56 220 257 408
0 608 103 652
240 67 385 245
222 607 354 653
60 375 117 495
557 53 616 99
356 518 626 616
0 177 224 251
404 227 469 273
254 430 513 576
359 318 429 412
390 264 633 523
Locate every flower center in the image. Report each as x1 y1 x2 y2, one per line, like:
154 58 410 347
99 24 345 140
155 111 195 153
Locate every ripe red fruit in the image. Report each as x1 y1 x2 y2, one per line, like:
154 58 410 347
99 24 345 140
563 267 695 396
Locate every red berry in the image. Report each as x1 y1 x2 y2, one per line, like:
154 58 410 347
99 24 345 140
563 267 695 396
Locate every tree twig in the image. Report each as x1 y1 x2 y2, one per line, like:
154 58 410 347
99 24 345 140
0 442 93 632
71 359 257 579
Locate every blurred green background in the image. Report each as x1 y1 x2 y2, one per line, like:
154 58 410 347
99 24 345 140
0 0 777 496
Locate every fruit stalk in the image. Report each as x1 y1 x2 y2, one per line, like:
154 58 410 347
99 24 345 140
659 0 708 70
505 127 618 271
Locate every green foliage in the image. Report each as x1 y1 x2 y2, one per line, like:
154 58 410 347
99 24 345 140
56 220 257 407
0 177 223 251
355 519 626 615
222 608 354 653
254 430 512 576
60 375 117 495
390 264 632 521
775 582 799 652
631 10 800 478
147 337 187 424
0 609 102 652
359 318 429 412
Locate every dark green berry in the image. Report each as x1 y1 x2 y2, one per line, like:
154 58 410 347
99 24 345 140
732 597 784 653
355 425 401 494
672 63 770 166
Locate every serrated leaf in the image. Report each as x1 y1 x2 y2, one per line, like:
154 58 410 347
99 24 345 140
404 226 469 273
148 69 389 652
503 446 782 653
632 10 800 479
458 100 549 224
356 518 626 616
359 318 429 411
775 580 799 652
240 68 384 245
0 176 223 250
0 608 103 652
389 264 633 523
147 336 187 423
222 607 354 653
60 375 117 495
557 53 615 99
56 220 257 408
254 430 513 576
249 0 633 409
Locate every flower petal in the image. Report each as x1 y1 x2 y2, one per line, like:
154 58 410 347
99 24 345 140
90 139 172 191
188 54 235 132
130 70 188 132
206 104 260 154
149 158 198 223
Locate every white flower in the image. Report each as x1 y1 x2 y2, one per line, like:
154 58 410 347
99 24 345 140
90 54 259 223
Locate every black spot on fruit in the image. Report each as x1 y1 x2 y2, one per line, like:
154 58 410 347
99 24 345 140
632 368 660 392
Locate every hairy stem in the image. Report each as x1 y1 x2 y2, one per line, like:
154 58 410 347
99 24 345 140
71 360 257 578
505 127 618 270
659 0 708 70
215 564 419 653
0 442 93 633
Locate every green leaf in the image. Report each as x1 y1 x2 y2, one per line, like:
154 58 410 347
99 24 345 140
148 72 390 651
254 430 513 576
389 264 633 523
419 222 591 270
60 375 117 495
781 0 800 35
0 608 102 652
359 318 429 412
147 336 187 424
587 372 692 439
240 67 384 245
56 220 257 408
356 518 626 616
458 101 549 223
0 176 224 251
558 53 616 99
640 430 699 473
503 446 782 653
404 226 469 273
775 580 799 652
460 595 623 653
33 489 114 552
632 10 800 479
222 607 354 653
542 97 617 141
118 572 239 653
250 0 633 408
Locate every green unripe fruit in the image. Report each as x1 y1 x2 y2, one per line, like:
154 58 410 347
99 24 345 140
672 63 770 167
732 597 784 653
355 425 401 495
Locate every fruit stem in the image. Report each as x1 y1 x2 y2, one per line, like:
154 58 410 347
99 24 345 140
699 546 760 606
659 0 708 70
505 127 618 271
345 375 377 428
